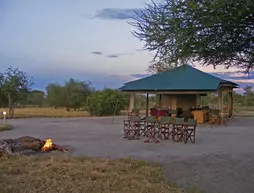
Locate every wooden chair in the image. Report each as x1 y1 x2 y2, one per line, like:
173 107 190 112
184 118 197 144
172 118 185 142
144 116 159 143
158 116 172 140
123 115 142 139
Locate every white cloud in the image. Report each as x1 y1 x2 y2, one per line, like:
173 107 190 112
227 79 254 83
234 88 244 92
194 62 241 73
229 72 248 78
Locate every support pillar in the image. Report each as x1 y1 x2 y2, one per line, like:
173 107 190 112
217 88 223 112
171 95 177 110
229 90 233 117
146 94 149 116
128 93 135 112
196 94 200 106
155 94 162 107
159 94 162 108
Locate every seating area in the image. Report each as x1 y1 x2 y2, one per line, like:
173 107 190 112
123 113 197 144
119 65 238 145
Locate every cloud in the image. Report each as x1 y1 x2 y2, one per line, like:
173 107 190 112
229 72 248 78
210 71 254 81
127 71 254 88
92 52 134 58
94 8 143 20
208 71 254 93
91 51 103 55
227 71 254 80
130 73 150 79
234 87 245 93
106 54 119 58
228 79 254 84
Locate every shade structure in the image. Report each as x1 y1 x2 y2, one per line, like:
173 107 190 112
119 65 238 92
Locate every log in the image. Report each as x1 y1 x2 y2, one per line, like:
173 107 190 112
42 141 68 152
0 136 68 156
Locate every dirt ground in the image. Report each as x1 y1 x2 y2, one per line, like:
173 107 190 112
1 116 254 193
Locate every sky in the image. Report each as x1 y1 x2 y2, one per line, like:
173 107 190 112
0 0 253 93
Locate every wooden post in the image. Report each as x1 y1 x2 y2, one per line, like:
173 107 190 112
229 89 233 117
159 94 162 108
129 93 135 112
146 94 149 116
218 88 223 112
171 95 177 110
196 94 200 106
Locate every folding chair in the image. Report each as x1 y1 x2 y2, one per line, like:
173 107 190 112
184 118 197 144
158 116 172 140
123 115 142 139
172 118 185 142
144 116 159 143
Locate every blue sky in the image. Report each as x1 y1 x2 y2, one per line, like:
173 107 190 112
0 0 253 93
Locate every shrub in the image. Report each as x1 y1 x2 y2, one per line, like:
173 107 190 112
0 124 12 132
86 89 128 116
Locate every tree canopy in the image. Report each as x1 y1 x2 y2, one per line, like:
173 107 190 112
0 67 33 117
132 0 254 73
45 79 94 110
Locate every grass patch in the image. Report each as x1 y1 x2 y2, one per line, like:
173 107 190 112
0 155 181 193
0 107 129 118
234 106 254 117
2 105 252 119
0 107 90 119
0 124 12 132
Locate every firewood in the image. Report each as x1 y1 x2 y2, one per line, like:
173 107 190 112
0 136 68 156
41 141 68 152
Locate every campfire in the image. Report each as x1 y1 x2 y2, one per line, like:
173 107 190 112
0 136 68 156
41 138 68 153
41 138 53 152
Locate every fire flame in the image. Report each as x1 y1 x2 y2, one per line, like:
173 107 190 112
41 138 53 152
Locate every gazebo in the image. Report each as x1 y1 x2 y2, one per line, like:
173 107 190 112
119 65 238 121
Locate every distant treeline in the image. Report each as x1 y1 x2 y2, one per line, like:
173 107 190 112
0 67 253 117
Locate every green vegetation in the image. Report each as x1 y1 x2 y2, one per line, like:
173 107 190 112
86 89 128 116
0 67 33 118
0 124 12 132
45 79 94 110
0 66 254 118
200 87 254 116
132 0 254 73
0 67 129 118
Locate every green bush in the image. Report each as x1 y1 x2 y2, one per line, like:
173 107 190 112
0 124 12 132
86 89 128 116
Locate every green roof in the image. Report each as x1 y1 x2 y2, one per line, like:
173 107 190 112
119 65 238 92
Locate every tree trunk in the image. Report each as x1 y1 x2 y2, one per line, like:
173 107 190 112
11 108 15 119
8 93 12 119
7 93 15 119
